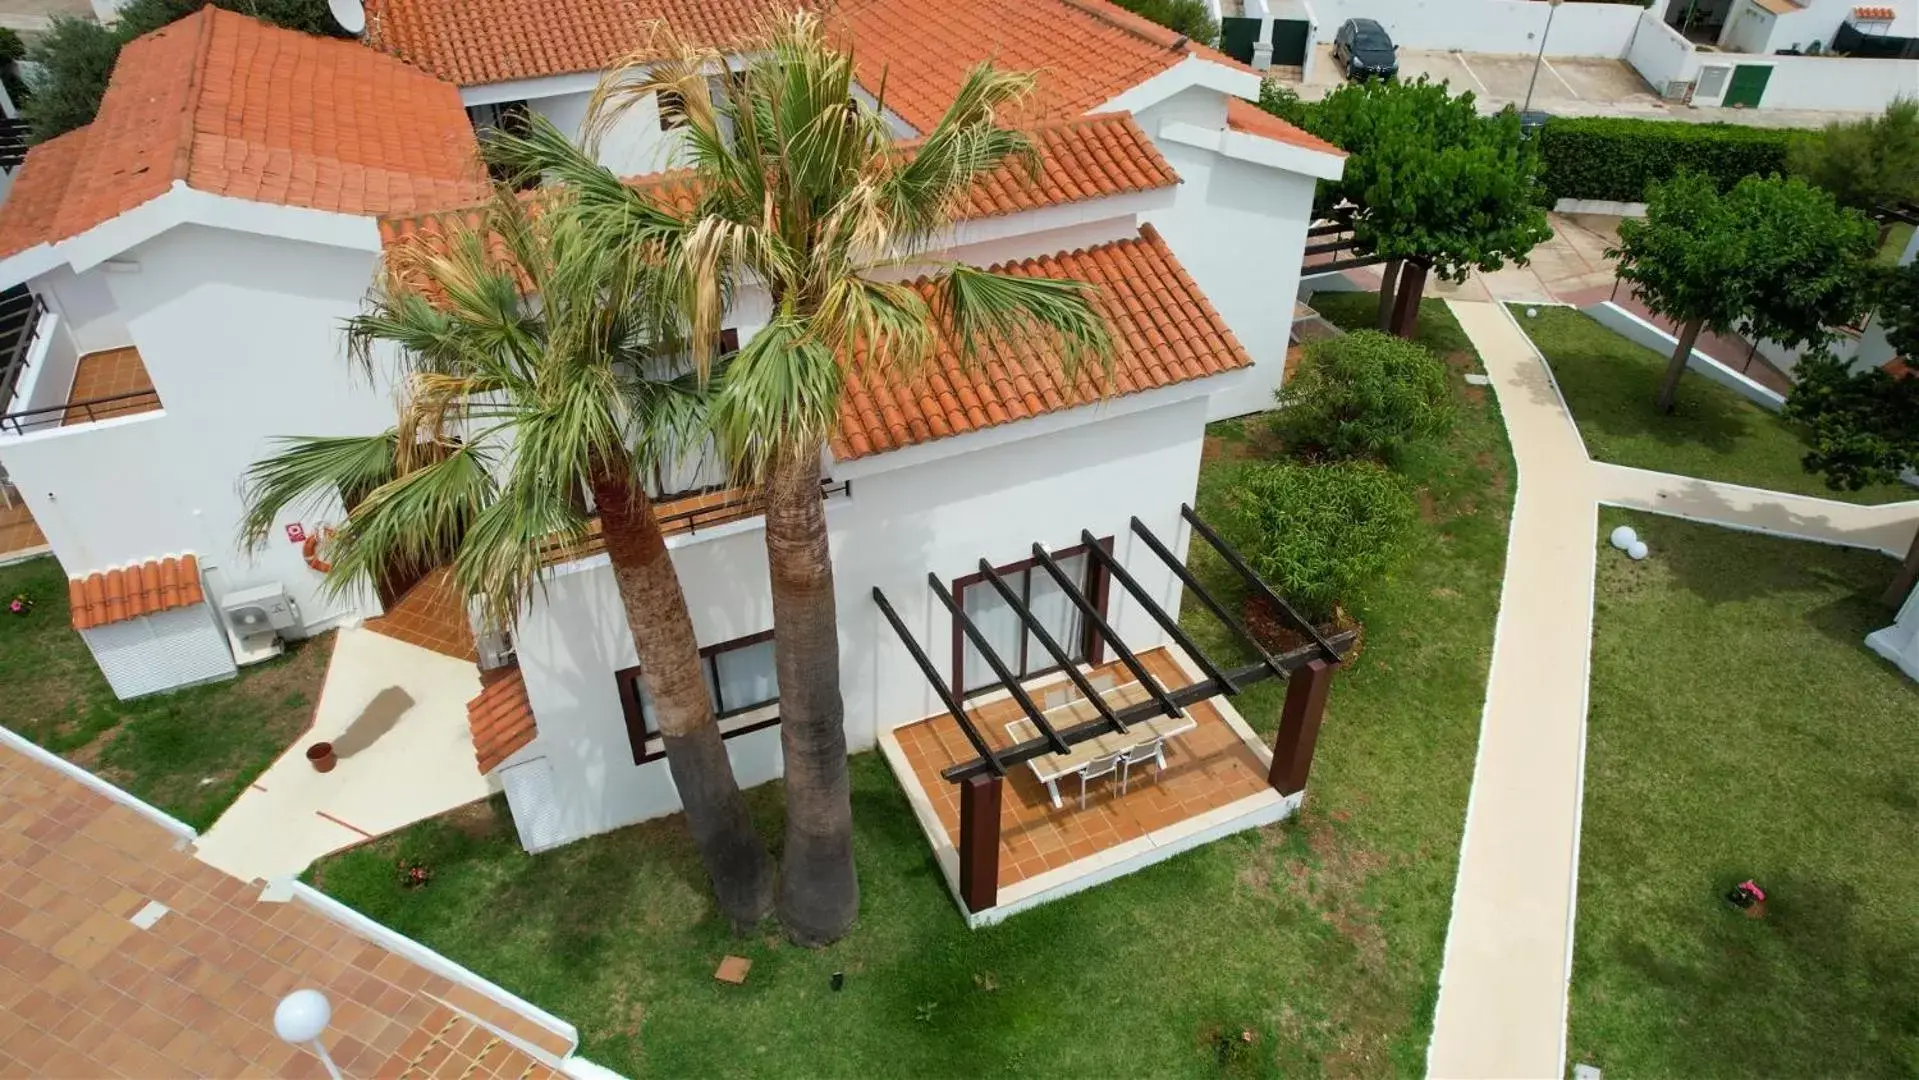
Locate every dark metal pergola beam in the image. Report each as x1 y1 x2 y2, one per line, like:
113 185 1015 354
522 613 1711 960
1078 528 1237 694
1127 515 1288 680
872 586 1006 776
1028 543 1181 721
975 560 1125 733
926 572 1070 755
1180 505 1343 665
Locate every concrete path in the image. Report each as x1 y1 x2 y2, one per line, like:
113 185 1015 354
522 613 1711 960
192 627 494 882
1427 300 1919 1078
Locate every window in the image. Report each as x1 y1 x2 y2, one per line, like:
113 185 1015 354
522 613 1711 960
951 540 1109 698
658 89 687 131
617 631 779 764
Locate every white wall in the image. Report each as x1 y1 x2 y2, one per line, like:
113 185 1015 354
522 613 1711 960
0 226 394 633
5 309 76 418
1720 55 1919 111
512 390 1214 844
1628 9 1699 94
1310 0 1649 56
531 89 685 177
1719 0 1776 53
1137 89 1320 420
37 265 130 355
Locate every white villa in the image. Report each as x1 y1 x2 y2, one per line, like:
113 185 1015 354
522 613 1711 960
0 0 1347 917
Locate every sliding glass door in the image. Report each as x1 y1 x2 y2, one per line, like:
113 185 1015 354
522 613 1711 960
953 542 1105 696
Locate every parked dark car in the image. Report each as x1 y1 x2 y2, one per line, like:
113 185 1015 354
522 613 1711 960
1332 18 1398 80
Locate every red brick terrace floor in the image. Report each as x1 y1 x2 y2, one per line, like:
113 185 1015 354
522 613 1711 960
364 568 477 662
0 500 47 560
63 347 161 427
0 741 568 1078
891 648 1271 888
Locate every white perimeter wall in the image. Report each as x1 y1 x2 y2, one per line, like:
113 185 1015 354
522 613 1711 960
512 391 1212 843
0 226 395 632
1701 55 1919 112
1136 87 1320 420
1628 9 1698 93
1308 0 1653 56
531 89 687 178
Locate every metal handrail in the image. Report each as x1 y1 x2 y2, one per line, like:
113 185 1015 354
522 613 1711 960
0 389 162 436
0 290 46 411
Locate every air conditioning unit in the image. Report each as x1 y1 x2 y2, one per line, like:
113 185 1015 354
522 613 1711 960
219 583 300 665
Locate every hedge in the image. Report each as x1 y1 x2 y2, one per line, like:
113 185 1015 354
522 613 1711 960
1536 116 1802 203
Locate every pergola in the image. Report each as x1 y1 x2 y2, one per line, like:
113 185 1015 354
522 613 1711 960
874 504 1353 913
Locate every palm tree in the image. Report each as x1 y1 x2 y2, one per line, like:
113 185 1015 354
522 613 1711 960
238 192 776 929
490 13 1113 945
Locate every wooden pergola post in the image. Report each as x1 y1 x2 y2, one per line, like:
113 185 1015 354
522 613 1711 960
1268 658 1335 796
958 773 1003 912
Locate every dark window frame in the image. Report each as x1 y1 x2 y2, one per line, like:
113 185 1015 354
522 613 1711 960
949 537 1112 701
658 89 687 131
616 629 780 765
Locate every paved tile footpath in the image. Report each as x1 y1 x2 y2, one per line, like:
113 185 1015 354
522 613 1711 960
0 739 572 1079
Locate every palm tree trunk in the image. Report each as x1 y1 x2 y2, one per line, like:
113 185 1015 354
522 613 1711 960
1884 528 1919 609
763 447 859 946
1376 259 1402 331
1657 318 1703 414
592 465 774 930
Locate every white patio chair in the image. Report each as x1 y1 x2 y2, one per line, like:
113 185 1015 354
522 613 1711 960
1119 737 1166 794
1078 750 1125 810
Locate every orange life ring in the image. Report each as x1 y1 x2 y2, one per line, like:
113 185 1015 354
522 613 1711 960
302 527 336 573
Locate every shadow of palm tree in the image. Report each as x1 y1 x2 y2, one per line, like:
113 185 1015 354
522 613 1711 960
330 686 415 759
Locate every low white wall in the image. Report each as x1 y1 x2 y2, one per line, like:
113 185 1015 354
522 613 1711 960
1627 9 1699 94
1728 55 1919 113
1581 300 1787 411
1310 0 1648 56
513 392 1211 846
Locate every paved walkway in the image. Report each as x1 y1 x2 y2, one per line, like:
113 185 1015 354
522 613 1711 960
193 627 492 883
1427 299 1919 1078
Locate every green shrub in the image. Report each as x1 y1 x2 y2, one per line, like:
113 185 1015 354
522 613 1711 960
1109 0 1218 48
1276 329 1455 460
1536 116 1799 203
1224 460 1418 626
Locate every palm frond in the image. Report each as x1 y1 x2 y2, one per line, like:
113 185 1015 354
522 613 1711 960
238 433 401 550
709 310 842 483
316 442 499 604
930 265 1115 385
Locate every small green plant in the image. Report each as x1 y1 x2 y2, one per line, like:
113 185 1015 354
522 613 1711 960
1224 460 1418 627
1275 330 1454 460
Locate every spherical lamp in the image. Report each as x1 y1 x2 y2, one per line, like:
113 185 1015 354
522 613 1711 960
275 990 342 1080
1628 540 1649 561
1609 525 1637 550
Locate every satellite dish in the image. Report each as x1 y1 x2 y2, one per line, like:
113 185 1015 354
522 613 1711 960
327 0 365 35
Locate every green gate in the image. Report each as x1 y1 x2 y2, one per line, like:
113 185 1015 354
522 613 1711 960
1723 64 1771 108
1220 16 1261 64
1270 18 1309 66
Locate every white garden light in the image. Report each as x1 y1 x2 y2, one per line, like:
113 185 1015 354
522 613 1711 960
1628 540 1650 561
1609 525 1637 550
274 989 343 1080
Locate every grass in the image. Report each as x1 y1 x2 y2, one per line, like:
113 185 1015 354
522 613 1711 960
1877 220 1915 266
0 554 332 829
1512 305 1914 505
1570 510 1919 1078
308 295 1514 1078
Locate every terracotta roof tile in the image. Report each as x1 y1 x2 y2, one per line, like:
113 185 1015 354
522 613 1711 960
467 666 537 773
0 8 487 260
831 0 1255 133
67 554 205 631
1852 5 1895 19
832 222 1250 459
1225 98 1345 157
364 0 795 85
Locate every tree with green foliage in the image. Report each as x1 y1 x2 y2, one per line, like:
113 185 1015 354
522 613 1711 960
1304 76 1551 339
492 13 1112 945
1110 0 1218 47
1275 330 1454 460
1784 349 1919 606
1611 171 1876 413
23 0 342 142
239 194 777 930
1223 459 1418 627
1788 97 1919 213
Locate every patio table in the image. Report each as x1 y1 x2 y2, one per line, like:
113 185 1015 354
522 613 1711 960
1004 681 1197 809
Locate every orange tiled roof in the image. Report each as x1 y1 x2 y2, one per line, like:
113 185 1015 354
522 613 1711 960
0 8 487 261
364 0 795 85
831 0 1254 134
833 222 1250 459
67 554 204 631
376 112 1178 254
467 667 537 773
1225 99 1345 157
1853 5 1895 19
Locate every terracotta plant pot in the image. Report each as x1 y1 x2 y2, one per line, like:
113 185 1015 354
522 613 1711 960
306 742 336 774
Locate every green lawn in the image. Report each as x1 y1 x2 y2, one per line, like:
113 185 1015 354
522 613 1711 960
1570 510 1919 1078
308 298 1513 1077
1512 306 1914 505
0 554 332 829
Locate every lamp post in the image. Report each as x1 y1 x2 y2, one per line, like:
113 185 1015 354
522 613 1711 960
1522 0 1565 116
274 989 344 1080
